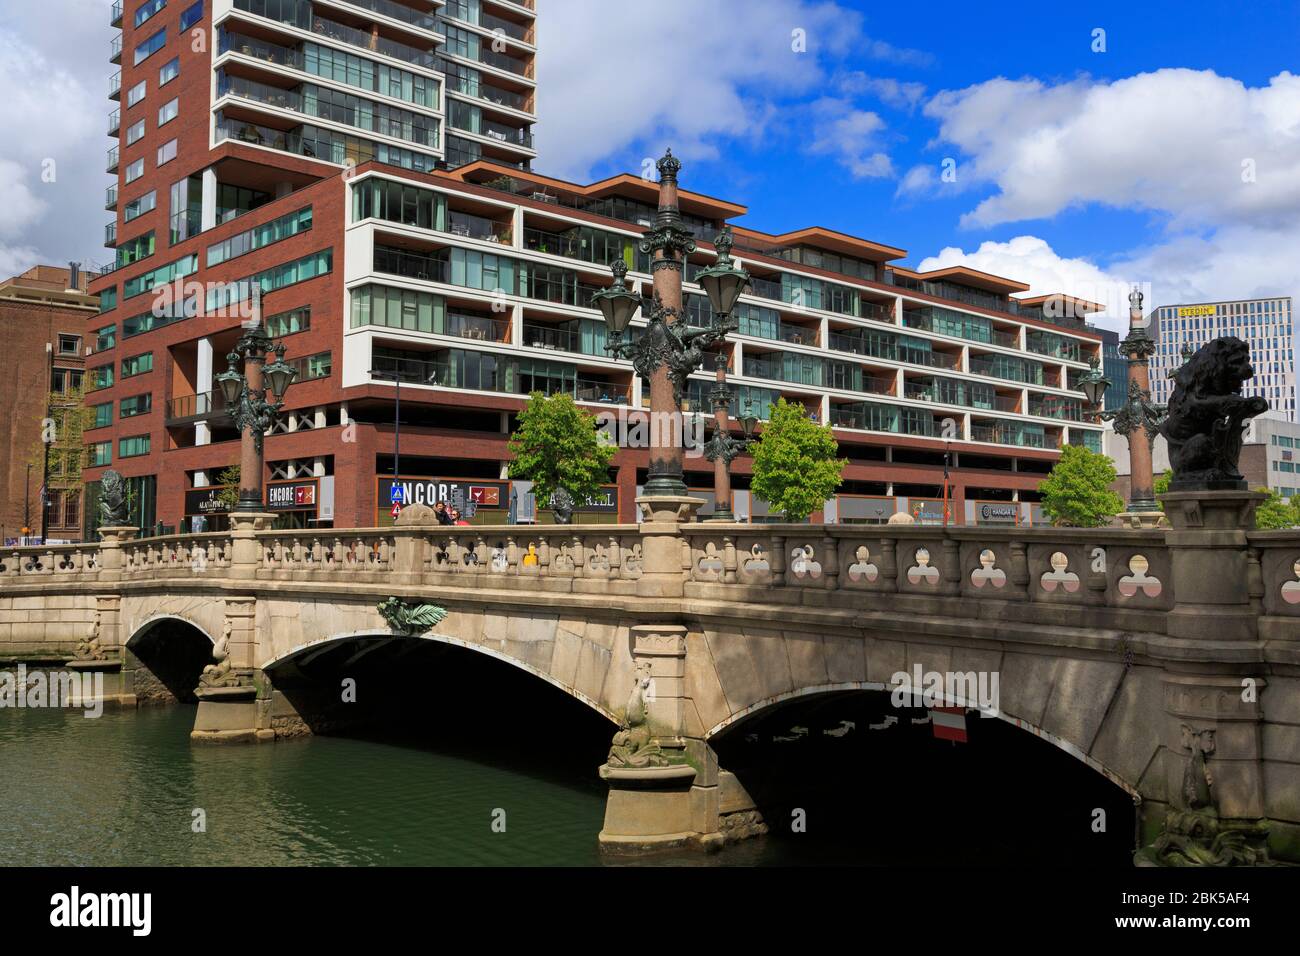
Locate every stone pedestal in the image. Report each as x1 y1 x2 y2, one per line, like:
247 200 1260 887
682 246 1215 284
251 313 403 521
95 526 139 582
636 495 702 599
227 512 274 581
63 657 134 708
598 763 701 852
1162 490 1264 642
191 684 258 743
1117 510 1168 530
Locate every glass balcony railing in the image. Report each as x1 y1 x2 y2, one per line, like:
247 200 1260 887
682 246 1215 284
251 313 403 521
111 0 123 26
106 145 119 172
104 222 117 247
521 323 607 356
480 120 532 147
311 15 437 68
969 354 1044 385
475 45 532 78
219 73 303 111
446 209 511 242
165 391 231 422
108 109 120 135
336 0 439 30
220 30 302 69
443 312 509 342
481 11 529 41
479 82 527 111
110 34 122 64
1028 398 1084 421
369 354 630 405
972 424 1047 448
105 185 118 210
109 71 121 100
373 246 447 282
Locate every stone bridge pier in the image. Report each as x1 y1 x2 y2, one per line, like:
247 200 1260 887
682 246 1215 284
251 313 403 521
3 488 1300 864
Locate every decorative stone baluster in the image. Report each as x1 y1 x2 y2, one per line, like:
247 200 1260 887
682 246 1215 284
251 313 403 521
878 536 898 593
822 534 839 591
1008 540 1030 600
769 534 786 587
608 535 622 581
538 536 552 576
571 534 584 578
1247 547 1264 615
506 535 519 574
941 538 961 596
723 536 737 584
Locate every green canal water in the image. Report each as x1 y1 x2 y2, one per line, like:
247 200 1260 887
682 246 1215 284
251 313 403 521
0 706 795 867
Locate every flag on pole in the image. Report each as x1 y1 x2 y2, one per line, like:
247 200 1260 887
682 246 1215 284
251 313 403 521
930 705 967 743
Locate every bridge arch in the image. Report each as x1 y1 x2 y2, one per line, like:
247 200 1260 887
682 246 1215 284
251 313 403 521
705 681 1141 798
262 629 620 726
125 615 218 705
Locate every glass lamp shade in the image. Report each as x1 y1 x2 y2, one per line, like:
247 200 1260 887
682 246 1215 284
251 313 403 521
1077 360 1110 408
740 410 758 440
592 285 639 336
696 261 749 318
263 357 297 400
216 366 243 406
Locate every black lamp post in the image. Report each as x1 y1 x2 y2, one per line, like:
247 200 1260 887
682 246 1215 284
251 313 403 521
592 154 750 499
215 301 296 512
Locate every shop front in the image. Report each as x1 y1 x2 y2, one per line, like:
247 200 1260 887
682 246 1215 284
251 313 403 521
972 500 1023 527
836 495 899 525
377 476 512 526
266 478 328 530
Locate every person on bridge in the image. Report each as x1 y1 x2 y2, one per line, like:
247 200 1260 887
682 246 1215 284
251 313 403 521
434 503 454 526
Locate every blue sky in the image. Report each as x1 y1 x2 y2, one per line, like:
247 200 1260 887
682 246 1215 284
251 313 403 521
2 0 1298 332
541 0 1300 329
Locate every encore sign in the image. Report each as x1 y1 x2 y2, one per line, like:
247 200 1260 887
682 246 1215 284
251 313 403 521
267 481 318 511
377 477 510 515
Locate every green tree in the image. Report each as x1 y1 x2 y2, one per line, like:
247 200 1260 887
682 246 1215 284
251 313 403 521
507 393 615 524
749 398 846 522
1038 444 1125 527
1154 470 1172 512
1253 487 1298 530
215 465 241 511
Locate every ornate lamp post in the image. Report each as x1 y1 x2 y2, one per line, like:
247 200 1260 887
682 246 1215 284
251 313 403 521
592 151 748 500
216 303 296 513
1076 286 1167 526
700 353 757 521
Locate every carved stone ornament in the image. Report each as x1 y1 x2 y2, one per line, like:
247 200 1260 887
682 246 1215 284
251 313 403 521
1162 337 1269 490
376 597 448 636
199 619 244 689
1135 725 1271 866
606 665 683 770
74 613 106 662
98 469 128 526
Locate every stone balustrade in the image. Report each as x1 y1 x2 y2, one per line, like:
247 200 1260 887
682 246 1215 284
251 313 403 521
6 524 1300 624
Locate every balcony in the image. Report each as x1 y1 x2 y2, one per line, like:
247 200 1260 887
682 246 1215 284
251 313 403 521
442 312 509 342
111 0 122 26
110 34 122 64
522 322 589 356
478 81 528 111
373 246 447 282
481 120 532 148
335 0 439 30
1028 397 1084 422
369 353 630 405
972 424 1047 448
469 45 533 79
165 391 232 424
107 145 119 173
104 222 117 247
310 15 438 68
219 73 303 112
969 354 1044 386
220 29 303 69
481 10 531 42
105 185 118 211
109 71 121 100
446 209 511 243
108 109 120 136
748 276 781 301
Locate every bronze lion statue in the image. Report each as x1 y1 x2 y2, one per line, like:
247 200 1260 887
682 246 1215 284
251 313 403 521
1162 337 1267 490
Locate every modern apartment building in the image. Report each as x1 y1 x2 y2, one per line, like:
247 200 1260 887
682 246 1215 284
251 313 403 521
0 265 98 544
1149 297 1296 420
86 0 1102 534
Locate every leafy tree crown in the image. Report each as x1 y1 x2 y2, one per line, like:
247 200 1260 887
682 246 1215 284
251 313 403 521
749 398 846 522
507 393 615 505
1037 444 1125 528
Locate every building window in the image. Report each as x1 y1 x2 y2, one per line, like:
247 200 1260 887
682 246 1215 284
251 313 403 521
63 494 80 530
123 252 197 299
288 351 332 383
135 0 166 27
116 230 156 267
51 368 83 395
89 364 114 391
126 119 146 145
205 206 312 267
90 402 113 429
95 324 116 352
133 28 167 66
159 56 180 86
157 138 178 166
125 158 145 184
180 1 203 30
127 80 146 107
158 97 178 126
205 249 332 312
58 334 81 355
123 190 157 223
265 305 311 337
120 394 153 418
118 435 151 458
88 441 112 467
121 352 154 378
98 286 117 313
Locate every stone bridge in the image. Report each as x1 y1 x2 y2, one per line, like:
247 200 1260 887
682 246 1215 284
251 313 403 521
2 489 1299 863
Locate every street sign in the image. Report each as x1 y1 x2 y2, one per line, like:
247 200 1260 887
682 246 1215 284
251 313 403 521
390 485 405 505
390 503 402 519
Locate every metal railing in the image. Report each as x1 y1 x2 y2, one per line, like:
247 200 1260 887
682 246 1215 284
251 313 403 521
336 0 439 30
311 14 437 68
109 71 121 99
165 391 232 422
373 246 447 282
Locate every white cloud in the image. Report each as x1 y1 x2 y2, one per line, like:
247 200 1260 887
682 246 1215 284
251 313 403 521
803 98 893 179
0 6 108 274
536 0 874 179
838 72 926 111
920 69 1300 230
